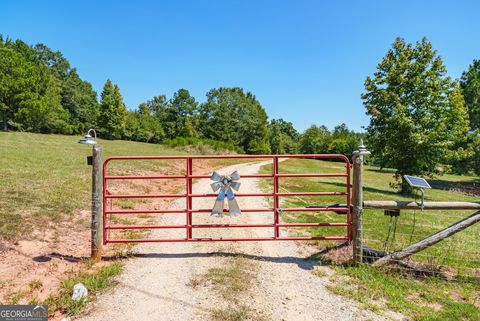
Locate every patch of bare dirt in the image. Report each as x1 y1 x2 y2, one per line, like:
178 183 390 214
449 182 480 196
450 290 466 302
0 210 92 303
323 243 353 264
0 158 227 317
405 293 443 311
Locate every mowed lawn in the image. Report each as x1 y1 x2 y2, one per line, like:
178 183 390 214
261 158 480 321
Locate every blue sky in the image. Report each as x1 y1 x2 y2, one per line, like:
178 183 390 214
1 0 479 132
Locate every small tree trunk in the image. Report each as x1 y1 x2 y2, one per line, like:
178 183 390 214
2 115 7 131
399 176 412 194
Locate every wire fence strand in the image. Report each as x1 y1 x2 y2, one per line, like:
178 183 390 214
362 208 480 277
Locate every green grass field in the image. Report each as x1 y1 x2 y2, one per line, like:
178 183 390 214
0 132 240 242
0 132 180 241
261 158 480 321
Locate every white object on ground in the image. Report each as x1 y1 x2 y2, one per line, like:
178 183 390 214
71 283 88 301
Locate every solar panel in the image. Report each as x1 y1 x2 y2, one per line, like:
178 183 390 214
404 175 431 189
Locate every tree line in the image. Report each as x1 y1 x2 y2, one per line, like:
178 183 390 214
0 35 361 156
2 35 479 182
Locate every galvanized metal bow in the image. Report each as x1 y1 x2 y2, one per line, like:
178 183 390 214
210 171 241 217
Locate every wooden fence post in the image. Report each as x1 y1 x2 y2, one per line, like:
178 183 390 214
91 145 103 261
352 141 370 264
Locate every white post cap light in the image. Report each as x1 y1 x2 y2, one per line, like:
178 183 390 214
353 139 371 156
78 129 97 145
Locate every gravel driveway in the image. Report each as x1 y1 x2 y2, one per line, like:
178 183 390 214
79 160 398 321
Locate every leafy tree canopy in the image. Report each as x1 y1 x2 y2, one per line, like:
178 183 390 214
460 59 480 130
268 118 299 154
300 125 332 154
362 37 469 191
160 89 199 139
199 87 270 154
98 80 126 139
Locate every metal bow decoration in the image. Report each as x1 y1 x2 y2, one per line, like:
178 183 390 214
210 171 241 217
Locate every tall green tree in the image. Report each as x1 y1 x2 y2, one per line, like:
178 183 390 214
1 36 98 133
460 60 480 130
299 125 331 154
0 44 70 133
456 60 480 175
123 103 164 143
33 43 100 133
0 47 38 131
199 87 270 154
362 37 470 192
268 118 299 154
98 80 126 139
145 95 168 118
162 89 199 138
328 123 361 158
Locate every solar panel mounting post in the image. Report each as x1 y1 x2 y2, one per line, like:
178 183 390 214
403 175 431 210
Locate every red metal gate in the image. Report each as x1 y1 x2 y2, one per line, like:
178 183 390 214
103 154 351 244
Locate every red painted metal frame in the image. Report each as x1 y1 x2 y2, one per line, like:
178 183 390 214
102 154 351 244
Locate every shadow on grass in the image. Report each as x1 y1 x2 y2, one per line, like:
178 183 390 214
367 167 397 174
101 246 480 283
101 242 353 270
102 244 345 270
321 180 403 198
428 179 480 196
366 168 479 196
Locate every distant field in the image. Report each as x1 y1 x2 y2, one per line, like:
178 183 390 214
260 158 480 321
0 132 240 242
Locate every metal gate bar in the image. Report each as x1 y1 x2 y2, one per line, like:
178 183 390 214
103 154 351 244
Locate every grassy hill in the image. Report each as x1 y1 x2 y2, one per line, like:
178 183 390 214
0 132 193 242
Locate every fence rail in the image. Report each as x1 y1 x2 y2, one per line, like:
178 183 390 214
363 201 480 210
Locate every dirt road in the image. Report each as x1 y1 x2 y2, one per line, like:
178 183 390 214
79 160 398 321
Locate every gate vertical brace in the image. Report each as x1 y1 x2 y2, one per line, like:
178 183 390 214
352 141 370 264
346 158 352 241
273 156 280 238
102 152 107 245
186 158 193 239
91 145 103 261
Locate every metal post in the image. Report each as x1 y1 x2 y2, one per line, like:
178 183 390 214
91 145 103 261
186 158 193 239
352 141 370 264
273 156 280 238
